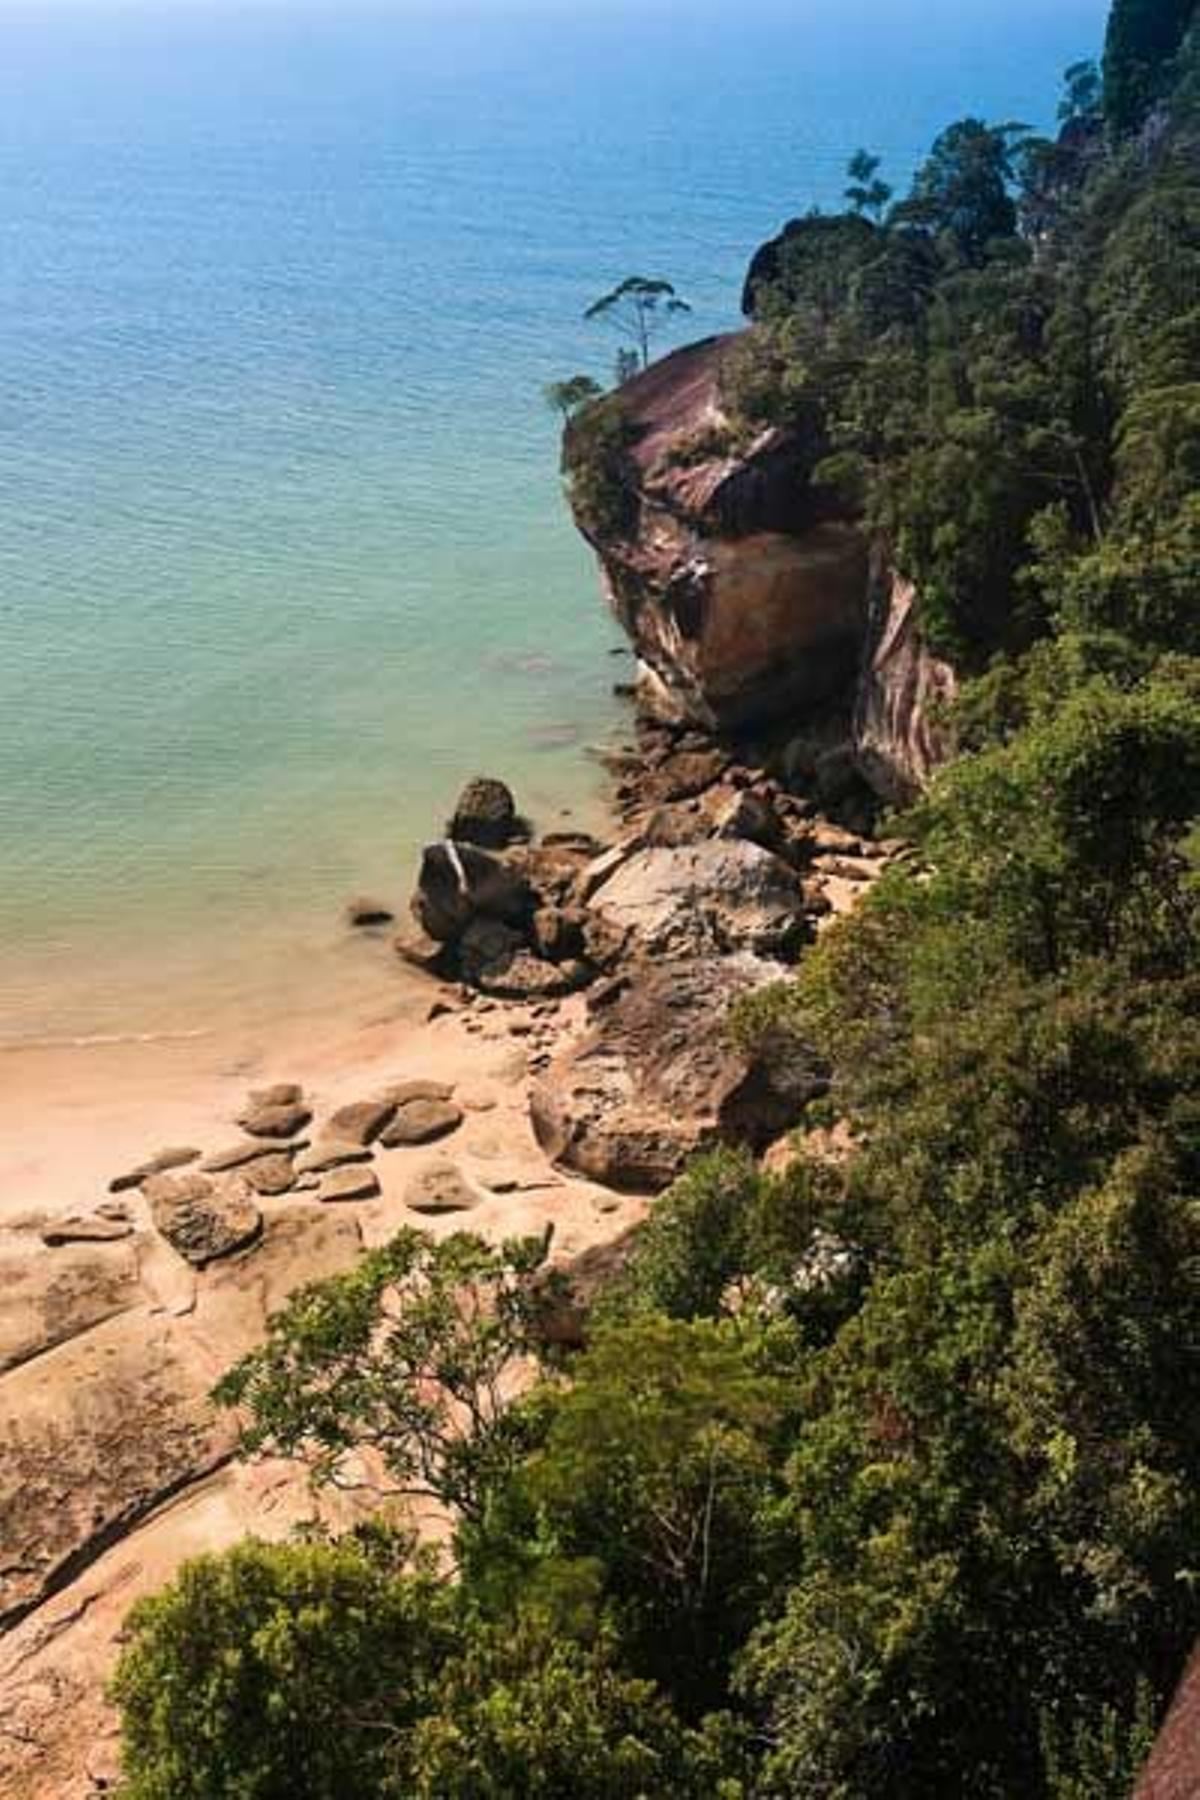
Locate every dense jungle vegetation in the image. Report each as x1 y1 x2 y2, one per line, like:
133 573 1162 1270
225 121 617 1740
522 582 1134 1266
113 2 1200 1793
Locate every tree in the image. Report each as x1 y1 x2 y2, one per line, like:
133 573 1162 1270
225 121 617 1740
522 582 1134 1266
1058 58 1103 124
408 1620 747 1798
110 1536 456 1800
1103 0 1196 134
893 117 1029 261
213 1230 553 1524
584 276 692 372
544 373 603 421
512 1316 789 1714
845 149 893 221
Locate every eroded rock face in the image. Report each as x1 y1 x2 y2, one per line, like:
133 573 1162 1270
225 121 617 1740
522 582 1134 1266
530 957 821 1192
567 336 870 734
853 568 958 803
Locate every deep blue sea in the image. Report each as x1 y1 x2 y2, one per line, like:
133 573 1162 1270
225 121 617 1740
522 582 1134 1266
0 0 1107 1040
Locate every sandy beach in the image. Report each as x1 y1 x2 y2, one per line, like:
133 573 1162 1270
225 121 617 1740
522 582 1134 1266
0 908 648 1797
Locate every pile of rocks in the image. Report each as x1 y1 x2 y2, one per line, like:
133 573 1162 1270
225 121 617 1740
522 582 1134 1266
395 752 898 1193
47 1079 480 1271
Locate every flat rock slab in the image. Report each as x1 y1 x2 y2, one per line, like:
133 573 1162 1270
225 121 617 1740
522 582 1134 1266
40 1215 134 1247
247 1082 303 1107
146 1173 262 1267
240 1152 296 1197
378 1078 456 1106
380 1099 464 1148
405 1161 481 1215
0 1234 141 1377
108 1146 201 1194
202 1139 299 1174
319 1165 381 1204
324 1099 396 1146
236 1099 312 1139
294 1139 373 1176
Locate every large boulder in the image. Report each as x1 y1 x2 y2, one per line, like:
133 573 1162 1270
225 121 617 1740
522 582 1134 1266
411 841 532 944
587 838 808 960
145 1172 262 1267
530 957 823 1191
565 335 870 734
448 777 519 849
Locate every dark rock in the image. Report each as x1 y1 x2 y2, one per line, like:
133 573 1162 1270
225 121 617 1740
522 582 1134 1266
325 1099 396 1146
531 905 587 962
412 842 532 944
344 895 395 928
448 777 518 849
146 1173 262 1267
532 1229 641 1348
394 923 451 973
459 917 526 986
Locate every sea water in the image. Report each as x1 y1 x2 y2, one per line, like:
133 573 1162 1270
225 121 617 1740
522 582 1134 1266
0 0 1106 1042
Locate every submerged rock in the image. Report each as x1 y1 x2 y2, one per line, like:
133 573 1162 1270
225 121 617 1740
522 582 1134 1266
344 895 395 928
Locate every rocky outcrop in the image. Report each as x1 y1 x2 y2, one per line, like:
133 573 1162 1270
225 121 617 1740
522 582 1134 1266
567 336 869 735
530 957 824 1191
854 568 957 803
567 336 957 803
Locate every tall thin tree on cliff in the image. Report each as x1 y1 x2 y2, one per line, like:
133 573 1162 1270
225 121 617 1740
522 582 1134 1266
584 276 692 377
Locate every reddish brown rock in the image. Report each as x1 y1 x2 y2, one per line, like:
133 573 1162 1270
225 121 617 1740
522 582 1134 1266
381 1099 465 1148
318 1166 381 1204
108 1146 201 1194
566 335 869 734
531 957 822 1192
325 1099 396 1146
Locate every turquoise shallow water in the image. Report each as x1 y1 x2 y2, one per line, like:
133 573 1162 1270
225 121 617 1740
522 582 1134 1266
0 0 1106 1041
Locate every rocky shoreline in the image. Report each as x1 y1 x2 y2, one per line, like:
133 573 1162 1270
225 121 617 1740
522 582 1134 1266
0 694 904 1794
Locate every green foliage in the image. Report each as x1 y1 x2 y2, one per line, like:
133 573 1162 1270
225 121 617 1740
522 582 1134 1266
110 1536 454 1800
845 149 893 221
544 372 603 420
408 1619 748 1798
892 117 1028 262
1103 0 1197 132
560 393 641 538
116 11 1200 1796
213 1229 551 1523
510 1316 790 1714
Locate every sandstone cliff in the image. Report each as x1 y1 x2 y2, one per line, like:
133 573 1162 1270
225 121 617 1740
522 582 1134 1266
565 335 955 801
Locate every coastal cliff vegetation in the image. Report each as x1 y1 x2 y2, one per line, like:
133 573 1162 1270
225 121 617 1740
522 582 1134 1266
112 5 1200 1795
